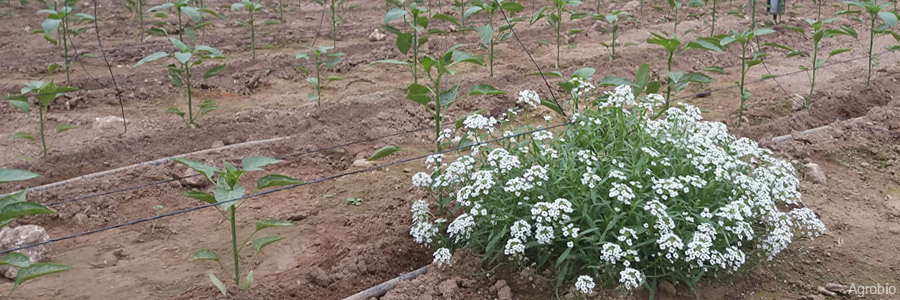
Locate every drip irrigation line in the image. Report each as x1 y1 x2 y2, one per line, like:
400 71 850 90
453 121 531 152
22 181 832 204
93 0 128 134
496 0 562 118
39 105 524 207
0 121 570 256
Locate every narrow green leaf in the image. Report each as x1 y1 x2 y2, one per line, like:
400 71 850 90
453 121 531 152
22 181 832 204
188 249 219 262
253 236 285 252
255 219 292 232
12 132 34 141
203 64 225 79
0 252 31 268
209 272 227 296
256 174 303 189
240 270 254 290
467 84 506 96
56 124 78 134
184 191 215 204
14 263 73 287
133 51 169 68
366 146 404 161
241 156 281 171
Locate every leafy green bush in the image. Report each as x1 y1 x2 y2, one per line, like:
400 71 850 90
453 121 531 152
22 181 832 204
409 85 824 297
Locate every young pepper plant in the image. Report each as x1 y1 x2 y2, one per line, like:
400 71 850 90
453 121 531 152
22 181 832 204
532 0 586 69
844 0 898 86
296 46 345 105
231 0 265 60
770 19 855 107
375 4 455 85
146 0 220 44
3 81 79 157
592 10 628 61
0 169 73 299
715 28 775 127
37 5 95 84
648 32 719 109
406 46 506 152
175 157 303 296
467 0 525 77
133 38 225 128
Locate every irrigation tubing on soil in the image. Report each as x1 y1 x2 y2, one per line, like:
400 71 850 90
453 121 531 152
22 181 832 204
0 121 571 256
25 106 524 207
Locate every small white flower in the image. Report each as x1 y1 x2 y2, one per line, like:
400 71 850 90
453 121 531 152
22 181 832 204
575 275 595 295
517 90 540 107
433 248 452 267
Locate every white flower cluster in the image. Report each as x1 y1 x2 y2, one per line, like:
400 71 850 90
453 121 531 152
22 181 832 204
517 90 540 108
433 248 452 267
575 275 595 295
463 114 497 132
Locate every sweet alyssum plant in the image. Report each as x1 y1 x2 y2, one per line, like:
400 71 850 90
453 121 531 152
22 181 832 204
409 84 825 297
0 169 73 298
133 38 225 128
175 157 303 295
296 45 345 105
3 80 79 157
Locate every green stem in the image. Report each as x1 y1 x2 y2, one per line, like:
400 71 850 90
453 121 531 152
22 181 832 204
664 50 673 109
330 0 337 48
279 0 284 21
139 0 144 41
413 23 418 84
673 6 678 36
738 42 747 127
185 63 194 126
316 55 322 105
229 208 240 287
39 105 47 157
177 8 184 43
808 41 818 106
711 0 717 35
62 8 70 84
433 72 443 152
750 0 755 31
610 25 617 60
866 16 874 87
555 6 561 69
250 11 256 60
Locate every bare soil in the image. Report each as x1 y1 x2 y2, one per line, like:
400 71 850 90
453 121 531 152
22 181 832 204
0 0 898 299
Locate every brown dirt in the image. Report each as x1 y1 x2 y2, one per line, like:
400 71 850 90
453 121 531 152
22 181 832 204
1 0 899 299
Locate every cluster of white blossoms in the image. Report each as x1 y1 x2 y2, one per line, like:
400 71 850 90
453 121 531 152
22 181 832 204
517 90 540 108
408 85 824 295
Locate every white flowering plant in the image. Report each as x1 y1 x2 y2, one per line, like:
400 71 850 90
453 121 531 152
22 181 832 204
408 82 825 298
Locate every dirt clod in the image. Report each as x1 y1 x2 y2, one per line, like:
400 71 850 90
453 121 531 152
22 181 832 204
802 163 827 184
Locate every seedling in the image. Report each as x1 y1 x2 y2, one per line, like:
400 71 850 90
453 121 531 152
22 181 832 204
375 4 456 85
844 0 898 86
710 0 718 35
146 0 220 44
133 38 225 128
176 156 303 296
532 0 586 69
346 197 362 206
0 169 73 299
771 19 856 107
405 46 506 151
592 10 628 60
466 0 525 77
667 0 682 35
36 4 95 83
715 28 775 126
648 33 718 109
296 46 345 105
3 80 79 157
231 0 264 60
123 0 148 40
150 205 164 233
315 0 343 48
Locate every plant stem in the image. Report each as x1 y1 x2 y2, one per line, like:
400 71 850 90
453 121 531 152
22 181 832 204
413 23 418 84
749 0 755 31
711 0 716 35
62 7 70 84
664 50 673 109
555 5 561 69
808 39 818 106
738 42 747 127
250 10 256 60
330 0 337 48
315 54 321 105
230 208 240 287
610 24 617 60
39 105 47 157
138 0 144 41
433 72 443 152
866 16 874 87
184 62 194 126
489 12 494 77
177 8 184 43
279 0 284 21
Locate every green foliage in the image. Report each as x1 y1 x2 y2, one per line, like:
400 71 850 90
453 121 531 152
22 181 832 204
133 38 225 128
374 3 456 85
0 169 72 298
648 33 719 109
592 10 628 61
175 157 302 295
2 80 78 157
844 0 898 86
346 197 363 206
467 0 525 76
36 3 95 83
145 0 221 44
231 0 269 60
531 0 584 69
712 28 775 126
296 46 345 106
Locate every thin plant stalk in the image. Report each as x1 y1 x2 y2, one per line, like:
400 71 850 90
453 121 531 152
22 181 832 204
664 50 673 109
330 0 336 48
250 8 256 59
413 18 418 84
38 105 47 156
809 37 819 104
866 16 874 86
177 7 184 42
711 0 717 35
433 71 443 152
278 0 284 21
314 54 322 104
555 4 562 68
750 0 756 31
139 0 144 41
229 208 240 287
62 5 70 83
738 41 747 126
184 61 194 125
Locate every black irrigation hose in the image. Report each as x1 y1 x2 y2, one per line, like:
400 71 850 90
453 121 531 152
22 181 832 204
39 105 525 207
0 121 571 256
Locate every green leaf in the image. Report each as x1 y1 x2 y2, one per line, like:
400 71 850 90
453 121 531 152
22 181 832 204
367 146 404 161
174 52 192 64
240 270 254 291
133 51 169 68
172 158 219 182
214 185 245 211
14 263 73 288
431 13 460 26
56 124 78 134
241 156 281 171
702 66 725 74
181 6 201 21
467 84 506 96
406 83 433 106
752 28 776 36
571 67 595 79
253 236 285 252
188 249 219 262
12 132 34 141
209 272 227 296
4 97 30 114
477 25 493 47
439 84 460 107
687 40 723 52
541 99 565 116
0 168 38 183
879 11 898 27
255 219 292 232
184 191 215 204
384 8 406 23
450 51 485 66
598 76 633 86
256 174 303 189
396 32 412 54
828 48 851 58
369 59 409 66
41 18 61 36
0 202 55 224
0 252 31 268
203 64 225 79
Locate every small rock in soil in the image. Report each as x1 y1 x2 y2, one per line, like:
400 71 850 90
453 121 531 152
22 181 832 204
438 278 459 297
93 116 128 132
74 212 88 225
817 286 837 297
788 94 806 111
211 140 225 148
884 194 900 218
802 163 827 184
352 159 374 168
306 266 332 287
825 283 849 295
368 29 386 42
658 280 677 297
497 285 513 300
0 225 52 279
180 168 209 188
